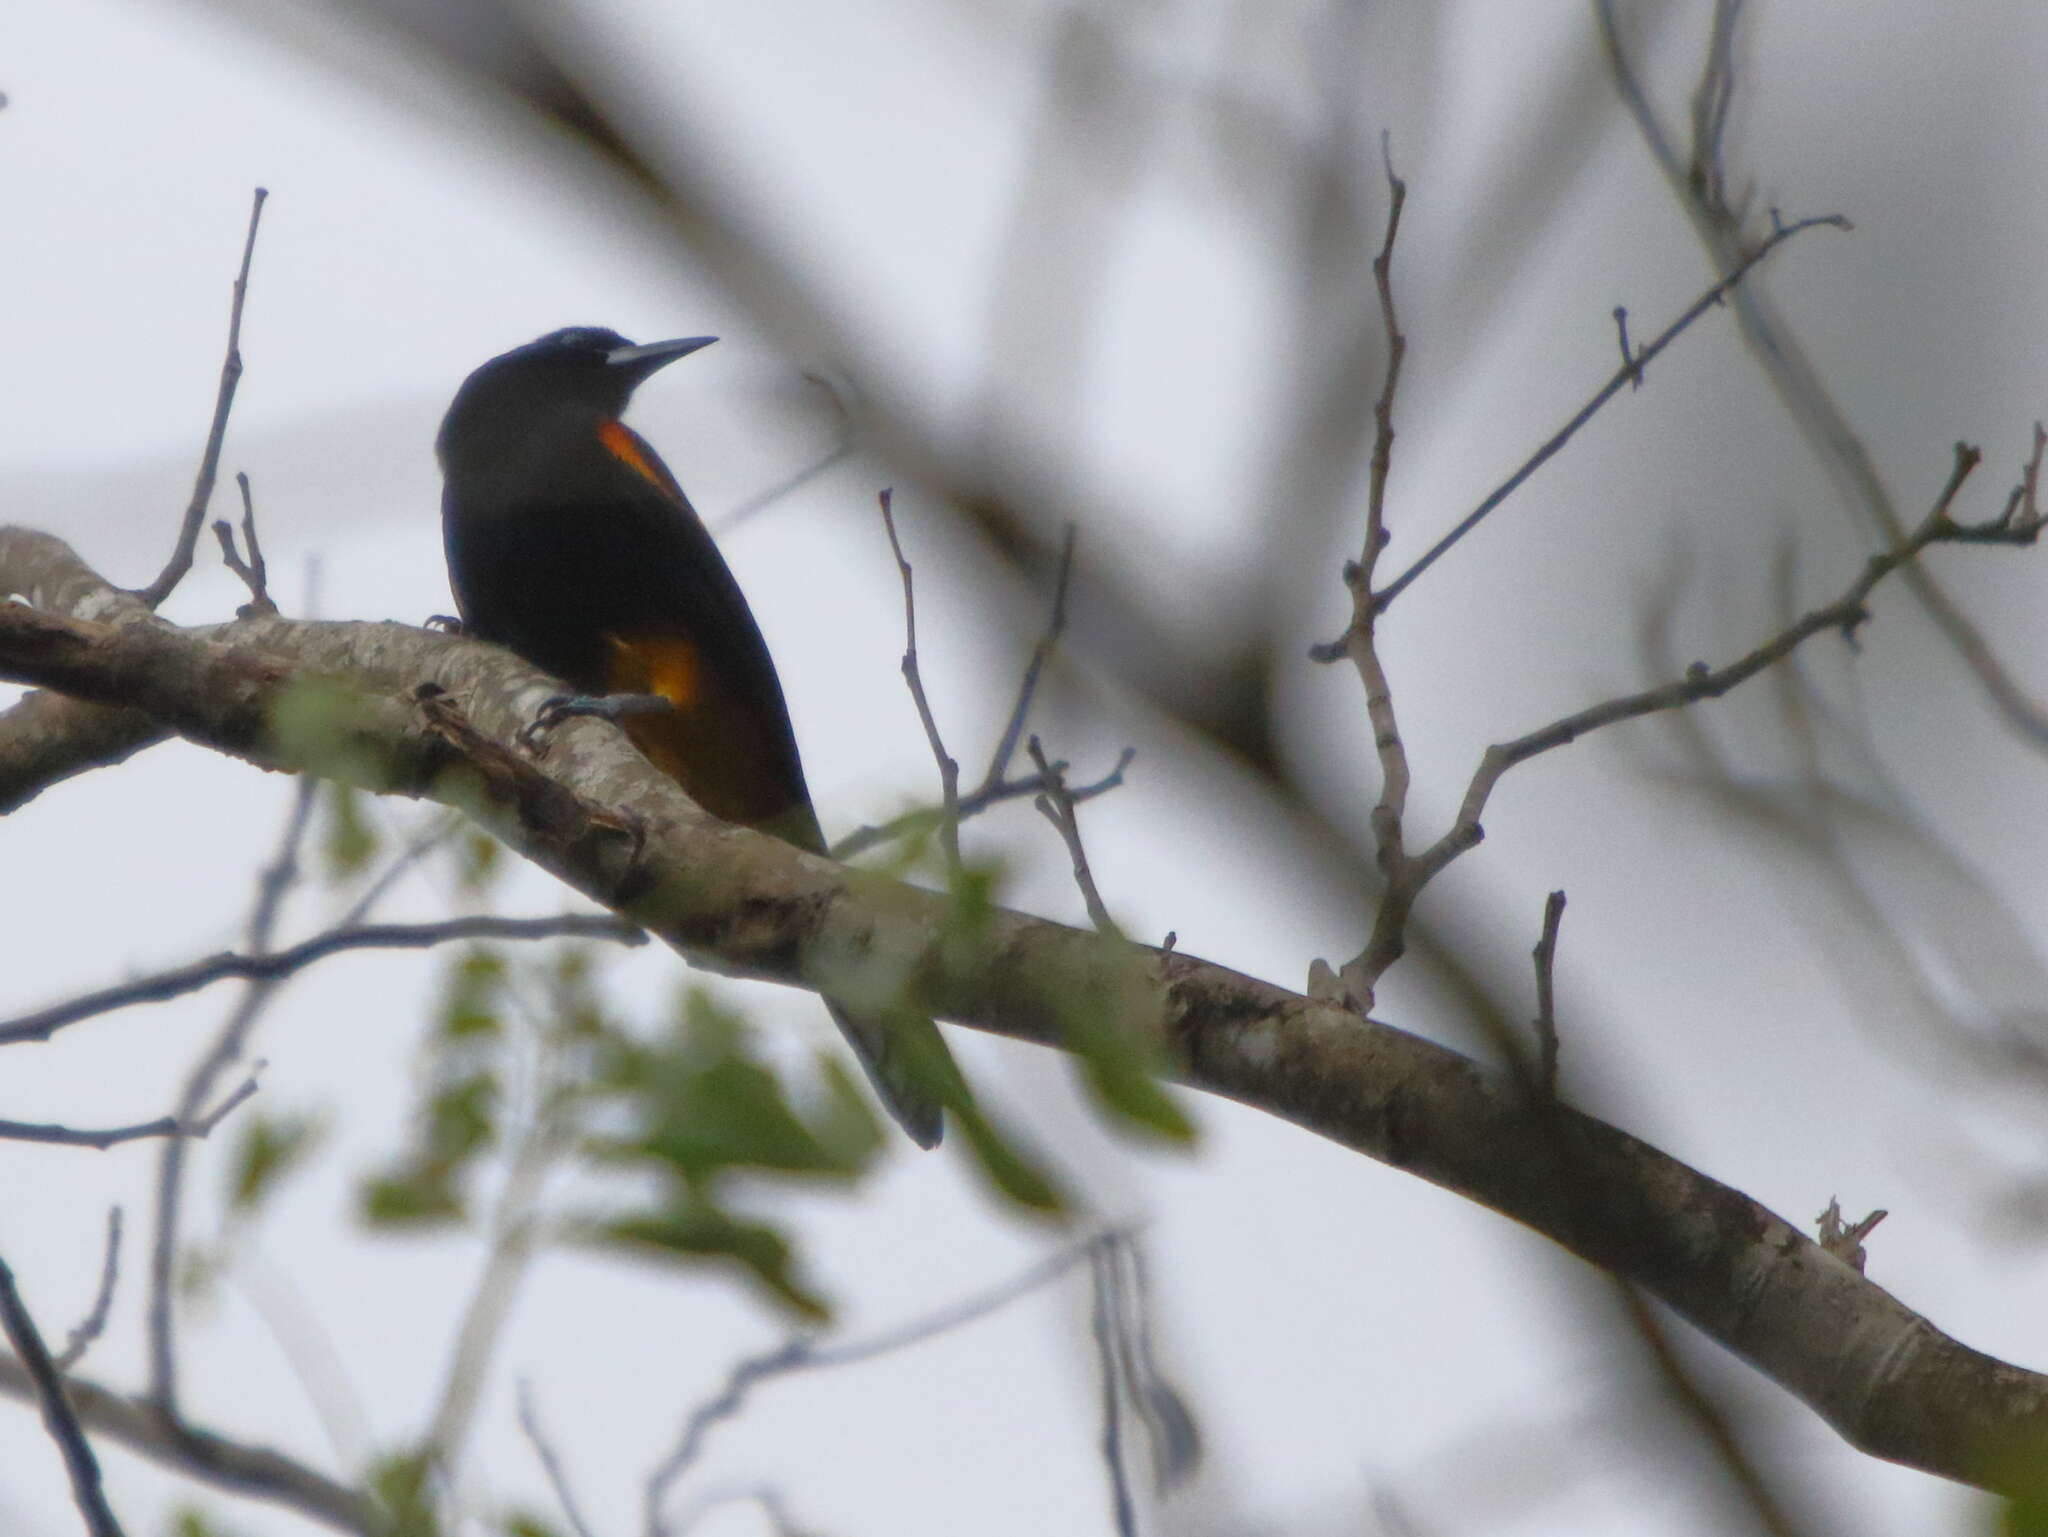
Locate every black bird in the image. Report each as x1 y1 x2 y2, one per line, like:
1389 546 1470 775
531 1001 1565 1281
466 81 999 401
437 325 947 1146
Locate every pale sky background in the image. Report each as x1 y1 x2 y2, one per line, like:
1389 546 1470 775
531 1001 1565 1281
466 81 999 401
7 2 2048 1534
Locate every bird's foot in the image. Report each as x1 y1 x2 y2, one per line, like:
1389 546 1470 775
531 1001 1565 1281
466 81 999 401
517 691 677 755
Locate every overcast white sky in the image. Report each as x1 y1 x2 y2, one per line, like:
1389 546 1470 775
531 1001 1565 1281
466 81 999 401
8 3 2048 1534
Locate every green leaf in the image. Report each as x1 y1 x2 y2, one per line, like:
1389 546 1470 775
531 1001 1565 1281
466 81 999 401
456 829 502 894
426 1072 499 1162
321 781 378 877
1057 953 1196 1144
437 947 507 1039
809 1054 887 1163
501 1516 561 1537
595 992 880 1180
369 1450 439 1537
603 1200 829 1320
226 1110 326 1214
171 1505 239 1537
952 1101 1066 1213
2006 1495 2048 1537
360 1166 466 1228
546 944 610 1045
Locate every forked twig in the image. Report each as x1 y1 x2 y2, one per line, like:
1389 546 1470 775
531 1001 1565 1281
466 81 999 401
1030 736 1121 937
877 488 962 876
136 187 268 609
0 1251 125 1536
212 471 276 616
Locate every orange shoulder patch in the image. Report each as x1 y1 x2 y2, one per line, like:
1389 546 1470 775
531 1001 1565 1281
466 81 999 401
597 419 677 498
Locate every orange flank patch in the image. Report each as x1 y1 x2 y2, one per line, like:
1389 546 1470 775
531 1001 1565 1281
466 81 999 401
604 630 701 712
597 419 678 498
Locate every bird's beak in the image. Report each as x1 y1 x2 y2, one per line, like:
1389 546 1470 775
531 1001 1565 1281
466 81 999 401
606 335 717 381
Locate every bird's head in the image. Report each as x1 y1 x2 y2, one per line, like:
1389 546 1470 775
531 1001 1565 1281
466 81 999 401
437 326 717 462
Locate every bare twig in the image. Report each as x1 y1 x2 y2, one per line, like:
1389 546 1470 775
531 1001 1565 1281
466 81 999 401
712 370 856 535
211 472 276 617
1440 443 2011 858
1337 209 1848 621
0 1072 256 1150
1688 0 1744 208
830 746 1132 862
426 1112 555 1469
877 488 962 877
1029 736 1120 938
829 520 1110 865
1613 306 1641 387
1610 1278 1814 1537
517 1381 599 1537
135 187 267 610
645 1229 1125 1533
0 912 642 1046
54 1211 122 1373
1531 891 1567 1096
0 1354 372 1532
667 1484 804 1537
1307 144 1418 1010
1099 1236 1199 1489
1815 1198 1887 1274
983 523 1078 790
717 442 852 534
1357 131 1408 593
1089 1241 1139 1537
0 1250 125 1536
149 776 315 1415
335 812 461 927
1599 0 2048 749
1334 439 2036 1005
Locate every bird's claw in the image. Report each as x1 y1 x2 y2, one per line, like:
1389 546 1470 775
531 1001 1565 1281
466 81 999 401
517 691 677 756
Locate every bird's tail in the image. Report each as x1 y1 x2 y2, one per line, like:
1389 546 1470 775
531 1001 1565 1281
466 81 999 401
825 999 948 1150
780 800 951 1149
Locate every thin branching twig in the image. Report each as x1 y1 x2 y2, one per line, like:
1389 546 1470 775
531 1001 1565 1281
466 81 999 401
877 488 963 877
148 776 314 1414
212 471 276 616
135 187 268 610
1320 208 1847 624
1089 1241 1139 1537
517 1381 599 1537
644 1229 1128 1535
0 1250 125 1536
1 913 642 1046
1029 736 1121 938
830 747 1132 862
833 517 1121 863
0 1075 257 1151
53 1211 123 1374
1598 0 2048 749
984 522 1078 789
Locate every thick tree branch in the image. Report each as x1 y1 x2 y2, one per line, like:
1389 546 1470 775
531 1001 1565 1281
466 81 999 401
0 527 178 812
4 528 2048 1494
0 691 165 815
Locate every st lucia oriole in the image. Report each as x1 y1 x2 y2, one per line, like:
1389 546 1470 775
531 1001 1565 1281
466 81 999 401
437 326 946 1147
